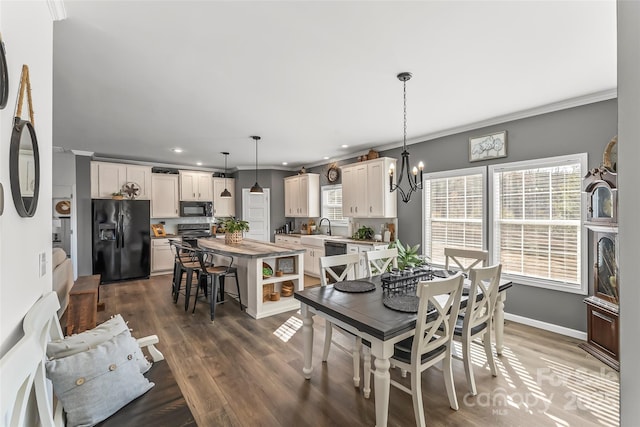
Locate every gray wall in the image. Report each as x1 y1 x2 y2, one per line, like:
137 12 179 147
75 156 93 276
618 0 639 423
379 99 617 332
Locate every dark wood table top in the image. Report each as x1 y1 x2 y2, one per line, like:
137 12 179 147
294 276 512 341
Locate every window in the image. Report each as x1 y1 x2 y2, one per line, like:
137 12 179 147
423 167 486 266
321 185 346 225
489 154 587 294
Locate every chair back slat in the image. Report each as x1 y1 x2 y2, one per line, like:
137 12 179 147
444 247 488 274
413 273 464 360
319 253 360 286
365 248 398 277
465 264 502 331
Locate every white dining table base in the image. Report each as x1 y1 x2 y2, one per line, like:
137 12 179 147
299 294 509 427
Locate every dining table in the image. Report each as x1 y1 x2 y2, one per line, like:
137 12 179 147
294 273 512 427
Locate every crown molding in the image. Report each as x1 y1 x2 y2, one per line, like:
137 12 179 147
47 0 67 21
70 150 93 157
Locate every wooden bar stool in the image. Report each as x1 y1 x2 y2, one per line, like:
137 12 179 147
193 251 243 321
171 243 203 311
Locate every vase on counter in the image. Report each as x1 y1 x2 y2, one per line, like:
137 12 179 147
225 231 243 245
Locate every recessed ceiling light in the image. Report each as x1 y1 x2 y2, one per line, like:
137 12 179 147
282 162 288 165
323 156 330 160
341 144 349 148
172 148 183 153
196 162 203 166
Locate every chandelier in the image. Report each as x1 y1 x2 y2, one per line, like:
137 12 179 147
389 72 424 203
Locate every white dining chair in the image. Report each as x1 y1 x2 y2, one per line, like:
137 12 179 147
452 264 502 395
365 247 398 277
319 253 364 388
444 247 488 274
388 273 465 427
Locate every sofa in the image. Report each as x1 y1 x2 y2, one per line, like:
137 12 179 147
52 247 74 318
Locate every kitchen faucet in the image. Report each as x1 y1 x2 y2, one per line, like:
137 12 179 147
319 217 332 236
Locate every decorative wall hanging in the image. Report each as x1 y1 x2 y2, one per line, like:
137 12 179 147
55 200 71 216
469 131 507 162
9 64 40 218
0 33 8 109
326 164 339 183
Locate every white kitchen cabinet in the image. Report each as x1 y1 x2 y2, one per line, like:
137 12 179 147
347 243 388 279
18 150 36 196
340 157 397 218
151 174 179 218
284 174 320 217
275 235 301 245
303 245 325 277
180 171 213 201
90 161 152 199
212 177 236 218
151 238 175 273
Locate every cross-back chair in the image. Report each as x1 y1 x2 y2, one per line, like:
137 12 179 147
365 247 398 277
444 247 488 275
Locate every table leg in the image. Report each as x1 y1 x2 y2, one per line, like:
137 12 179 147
301 304 314 379
495 292 506 355
373 357 391 427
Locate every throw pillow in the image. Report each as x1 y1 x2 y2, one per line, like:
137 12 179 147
45 330 154 427
47 314 152 374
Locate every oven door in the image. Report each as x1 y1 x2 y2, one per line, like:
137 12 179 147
179 201 213 217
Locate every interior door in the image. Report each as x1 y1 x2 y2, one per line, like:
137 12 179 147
242 188 270 242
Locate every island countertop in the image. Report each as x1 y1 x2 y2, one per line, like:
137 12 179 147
197 237 305 259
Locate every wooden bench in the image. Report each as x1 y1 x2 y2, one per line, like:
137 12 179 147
0 292 196 426
66 274 100 335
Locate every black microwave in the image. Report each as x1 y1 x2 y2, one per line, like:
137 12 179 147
179 201 213 217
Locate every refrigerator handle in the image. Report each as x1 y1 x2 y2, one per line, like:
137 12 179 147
120 213 125 248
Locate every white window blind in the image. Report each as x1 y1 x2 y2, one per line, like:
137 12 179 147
424 168 486 266
322 185 346 224
490 154 587 293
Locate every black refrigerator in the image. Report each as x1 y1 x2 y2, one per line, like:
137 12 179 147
92 199 151 284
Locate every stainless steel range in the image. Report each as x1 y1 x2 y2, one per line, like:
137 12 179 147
177 223 212 247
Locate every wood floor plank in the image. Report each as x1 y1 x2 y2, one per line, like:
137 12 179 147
97 275 619 427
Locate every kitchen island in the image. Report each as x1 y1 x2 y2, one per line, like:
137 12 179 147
197 237 305 319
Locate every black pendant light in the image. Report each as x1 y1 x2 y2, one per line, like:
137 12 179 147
389 72 424 203
220 152 232 198
250 136 263 194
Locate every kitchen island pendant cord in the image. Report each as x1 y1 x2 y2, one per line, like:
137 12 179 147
250 136 263 194
389 72 424 203
220 152 232 198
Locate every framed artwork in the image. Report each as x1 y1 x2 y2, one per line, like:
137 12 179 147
469 131 507 162
276 256 296 274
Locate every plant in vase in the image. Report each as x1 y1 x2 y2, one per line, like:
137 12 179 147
111 191 124 200
389 239 427 271
221 217 250 244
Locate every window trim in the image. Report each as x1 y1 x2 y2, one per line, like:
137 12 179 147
321 184 347 226
488 153 588 295
422 166 487 267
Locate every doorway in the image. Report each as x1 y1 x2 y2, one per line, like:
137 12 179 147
242 188 271 242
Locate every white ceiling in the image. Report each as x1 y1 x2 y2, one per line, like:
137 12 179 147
52 0 617 171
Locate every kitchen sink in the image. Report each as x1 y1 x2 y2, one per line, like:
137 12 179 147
299 235 329 247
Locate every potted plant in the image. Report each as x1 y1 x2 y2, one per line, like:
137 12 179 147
111 191 124 200
221 217 250 245
389 239 426 270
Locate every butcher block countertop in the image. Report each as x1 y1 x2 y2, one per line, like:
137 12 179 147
197 237 305 259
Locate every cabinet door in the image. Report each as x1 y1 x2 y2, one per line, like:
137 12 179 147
151 174 179 218
367 160 384 217
180 172 197 201
126 165 152 200
213 177 235 217
197 173 212 201
341 167 356 217
353 164 368 217
303 246 314 275
284 177 298 217
313 247 325 276
298 175 309 217
96 162 127 198
151 239 175 272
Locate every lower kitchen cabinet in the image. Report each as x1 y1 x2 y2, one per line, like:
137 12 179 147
151 238 175 273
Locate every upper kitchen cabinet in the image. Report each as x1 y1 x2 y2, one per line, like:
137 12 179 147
284 173 319 217
341 157 397 218
90 161 152 199
151 173 179 218
212 177 236 218
180 171 213 201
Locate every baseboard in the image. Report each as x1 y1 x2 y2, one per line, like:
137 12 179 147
504 312 587 340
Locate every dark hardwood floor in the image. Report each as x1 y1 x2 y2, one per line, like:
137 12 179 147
98 275 619 427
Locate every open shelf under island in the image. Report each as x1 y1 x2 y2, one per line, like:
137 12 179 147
197 237 306 319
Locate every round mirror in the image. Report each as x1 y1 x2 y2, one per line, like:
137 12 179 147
0 36 8 109
9 118 40 217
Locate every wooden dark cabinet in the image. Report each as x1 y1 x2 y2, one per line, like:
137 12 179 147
581 297 619 370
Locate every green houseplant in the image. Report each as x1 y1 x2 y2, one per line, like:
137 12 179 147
221 217 250 244
389 239 426 270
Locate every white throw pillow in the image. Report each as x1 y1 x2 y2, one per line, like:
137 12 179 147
45 330 154 427
47 314 152 374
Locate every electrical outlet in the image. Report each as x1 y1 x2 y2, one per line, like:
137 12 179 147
39 252 47 277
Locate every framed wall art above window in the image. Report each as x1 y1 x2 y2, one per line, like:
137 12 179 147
469 131 507 162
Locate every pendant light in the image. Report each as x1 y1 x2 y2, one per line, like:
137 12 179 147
250 136 263 194
220 152 232 198
389 72 424 203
